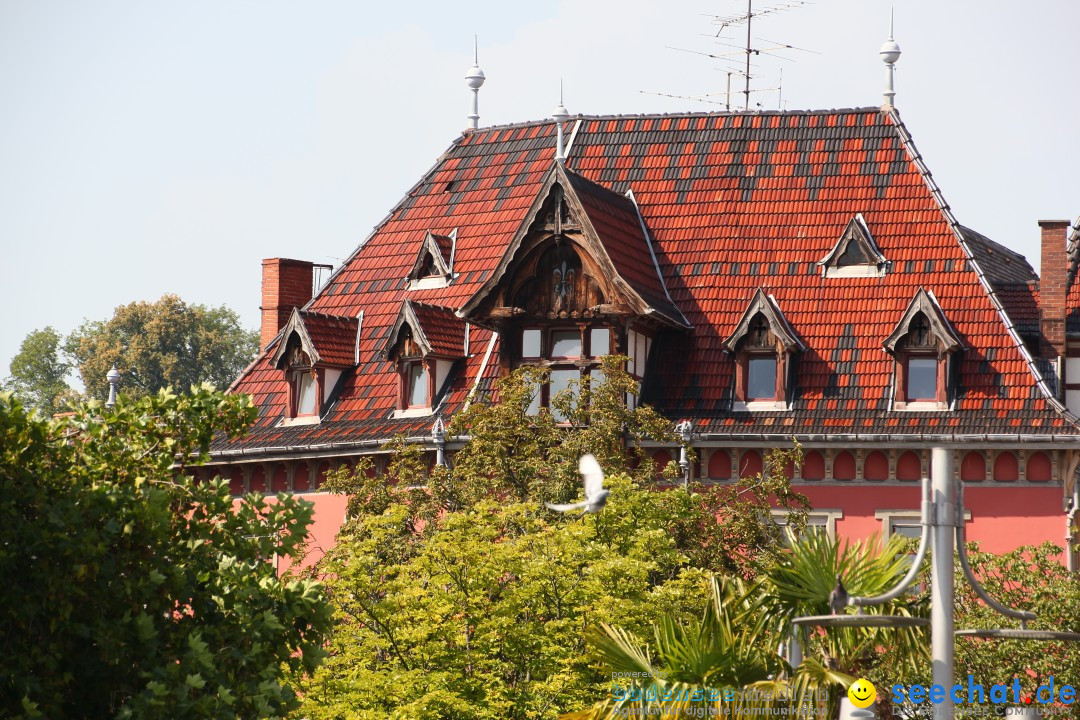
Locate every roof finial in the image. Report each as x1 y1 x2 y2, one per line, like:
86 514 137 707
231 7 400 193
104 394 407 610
105 364 121 409
879 7 901 109
552 79 570 163
464 35 486 130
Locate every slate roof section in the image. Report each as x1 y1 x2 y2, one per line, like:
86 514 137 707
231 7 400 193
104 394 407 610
214 108 1079 457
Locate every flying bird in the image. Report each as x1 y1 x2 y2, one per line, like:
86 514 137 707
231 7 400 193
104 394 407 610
545 455 610 517
829 577 849 615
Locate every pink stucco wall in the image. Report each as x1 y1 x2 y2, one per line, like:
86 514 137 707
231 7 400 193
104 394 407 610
796 484 1067 555
276 483 1068 570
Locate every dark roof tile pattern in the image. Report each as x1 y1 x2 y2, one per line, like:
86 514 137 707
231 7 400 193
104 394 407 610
215 109 1077 456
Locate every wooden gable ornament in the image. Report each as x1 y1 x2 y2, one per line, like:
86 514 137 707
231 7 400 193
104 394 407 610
458 162 689 330
883 287 964 357
723 288 805 354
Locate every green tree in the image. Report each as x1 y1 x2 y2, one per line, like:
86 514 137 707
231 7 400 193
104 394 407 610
65 294 259 401
0 386 331 719
297 360 809 719
3 326 74 413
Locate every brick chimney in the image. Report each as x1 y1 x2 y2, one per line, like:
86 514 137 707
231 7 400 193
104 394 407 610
1039 221 1071 394
261 258 313 348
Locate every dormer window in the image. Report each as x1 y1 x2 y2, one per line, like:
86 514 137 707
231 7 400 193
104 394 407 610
270 308 359 426
818 214 889 278
884 289 964 411
382 300 465 418
723 289 804 411
407 229 457 289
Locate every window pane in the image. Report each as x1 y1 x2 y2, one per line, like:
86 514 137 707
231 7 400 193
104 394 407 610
590 328 610 357
522 329 541 358
892 522 922 539
551 330 581 358
408 363 428 407
526 386 541 416
297 372 317 415
908 357 937 400
747 356 777 400
549 369 578 422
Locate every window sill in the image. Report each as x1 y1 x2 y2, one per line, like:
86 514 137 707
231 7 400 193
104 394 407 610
280 415 321 427
733 400 787 412
821 265 887 278
893 401 949 411
393 407 434 419
407 276 452 290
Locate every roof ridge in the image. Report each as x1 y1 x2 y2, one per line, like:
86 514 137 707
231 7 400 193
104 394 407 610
464 106 888 134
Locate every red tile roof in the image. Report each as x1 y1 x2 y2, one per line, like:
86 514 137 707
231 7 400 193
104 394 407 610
300 311 358 367
402 301 466 358
214 108 1078 457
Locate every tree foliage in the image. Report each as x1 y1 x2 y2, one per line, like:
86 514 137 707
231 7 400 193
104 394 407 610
0 386 331 719
298 360 809 719
65 294 259 401
3 326 75 414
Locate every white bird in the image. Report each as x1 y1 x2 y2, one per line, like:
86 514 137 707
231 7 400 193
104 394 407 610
545 454 610 516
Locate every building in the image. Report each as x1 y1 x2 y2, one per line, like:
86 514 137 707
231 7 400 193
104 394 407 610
206 102 1080 567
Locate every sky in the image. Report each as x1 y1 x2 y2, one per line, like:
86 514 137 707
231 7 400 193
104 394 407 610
1 0 1077 390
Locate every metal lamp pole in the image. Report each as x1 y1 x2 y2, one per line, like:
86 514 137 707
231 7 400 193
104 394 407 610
930 447 955 720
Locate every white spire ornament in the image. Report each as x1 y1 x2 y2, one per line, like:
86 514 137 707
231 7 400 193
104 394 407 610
879 10 902 108
552 80 570 163
464 36 486 129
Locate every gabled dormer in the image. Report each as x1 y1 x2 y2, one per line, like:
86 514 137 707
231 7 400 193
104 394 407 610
458 163 689 415
883 288 964 410
818 213 889 278
407 229 457 290
270 308 359 425
382 300 465 418
723 288 805 411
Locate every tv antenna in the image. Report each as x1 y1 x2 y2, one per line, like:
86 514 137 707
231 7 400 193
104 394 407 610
645 0 816 111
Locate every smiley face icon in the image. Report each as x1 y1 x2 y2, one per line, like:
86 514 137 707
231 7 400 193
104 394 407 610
848 678 877 708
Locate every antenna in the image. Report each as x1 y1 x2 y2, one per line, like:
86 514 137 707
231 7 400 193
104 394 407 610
464 35 486 129
659 0 814 111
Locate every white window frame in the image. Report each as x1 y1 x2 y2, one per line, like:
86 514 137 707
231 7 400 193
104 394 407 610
875 509 970 537
771 508 843 539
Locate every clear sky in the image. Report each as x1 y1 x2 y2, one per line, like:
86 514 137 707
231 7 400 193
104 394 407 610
1 0 1077 390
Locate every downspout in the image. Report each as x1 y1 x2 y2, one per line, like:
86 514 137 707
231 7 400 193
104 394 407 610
1068 482 1079 572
